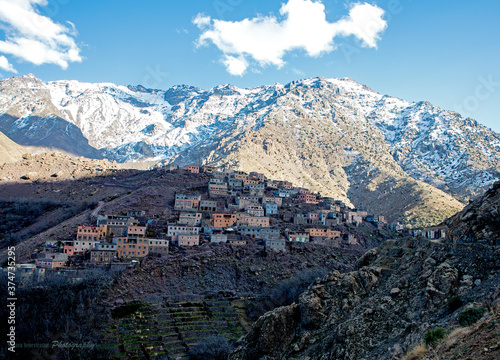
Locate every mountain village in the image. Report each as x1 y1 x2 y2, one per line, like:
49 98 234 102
19 164 447 281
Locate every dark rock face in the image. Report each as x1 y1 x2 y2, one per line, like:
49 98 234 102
446 181 500 246
231 304 300 360
230 185 500 360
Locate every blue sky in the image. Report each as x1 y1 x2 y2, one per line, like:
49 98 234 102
0 0 499 132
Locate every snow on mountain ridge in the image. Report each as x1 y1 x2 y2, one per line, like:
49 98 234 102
0 74 499 202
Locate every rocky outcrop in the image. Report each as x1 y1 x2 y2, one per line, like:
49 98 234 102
446 181 500 246
229 185 500 360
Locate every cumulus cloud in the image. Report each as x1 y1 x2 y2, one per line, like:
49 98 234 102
222 55 248 76
0 0 82 71
0 55 17 73
194 0 387 75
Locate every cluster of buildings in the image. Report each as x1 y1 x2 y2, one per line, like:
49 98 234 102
31 165 418 270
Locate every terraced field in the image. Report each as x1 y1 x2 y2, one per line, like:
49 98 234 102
106 299 247 359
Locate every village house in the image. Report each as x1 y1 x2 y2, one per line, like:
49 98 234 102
322 202 342 212
167 225 200 236
263 196 282 206
174 194 201 210
184 165 200 173
366 215 387 229
246 205 265 217
389 222 405 232
232 171 248 180
306 228 341 239
199 200 218 212
261 228 281 240
227 178 243 189
63 243 74 256
210 233 228 243
278 180 294 189
97 215 136 226
211 213 238 228
208 180 228 197
36 253 68 269
247 184 265 196
229 237 247 246
293 214 308 225
128 225 146 237
74 238 100 255
211 171 227 181
286 231 310 242
264 238 286 251
116 237 149 258
343 233 358 245
243 178 260 186
237 213 270 227
237 196 261 209
263 202 278 216
90 243 117 265
148 239 170 252
266 181 279 190
249 171 265 181
346 211 368 224
95 242 117 251
201 165 218 173
176 234 200 246
297 193 318 204
239 226 262 238
274 189 292 198
313 237 341 247
100 224 128 238
77 225 102 242
423 224 448 240
307 212 321 223
127 210 146 217
179 212 202 226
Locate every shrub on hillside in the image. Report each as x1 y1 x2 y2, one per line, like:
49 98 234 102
458 307 486 327
424 327 447 347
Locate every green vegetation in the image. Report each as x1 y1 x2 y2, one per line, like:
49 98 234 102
424 328 447 347
458 307 486 327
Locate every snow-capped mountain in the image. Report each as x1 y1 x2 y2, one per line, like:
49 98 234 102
1 74 499 226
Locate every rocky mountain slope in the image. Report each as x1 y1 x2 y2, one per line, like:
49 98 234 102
446 181 500 246
228 182 500 360
2 74 500 225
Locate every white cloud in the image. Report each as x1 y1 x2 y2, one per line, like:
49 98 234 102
0 0 82 70
0 55 17 73
194 0 387 75
193 13 211 29
222 55 248 76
